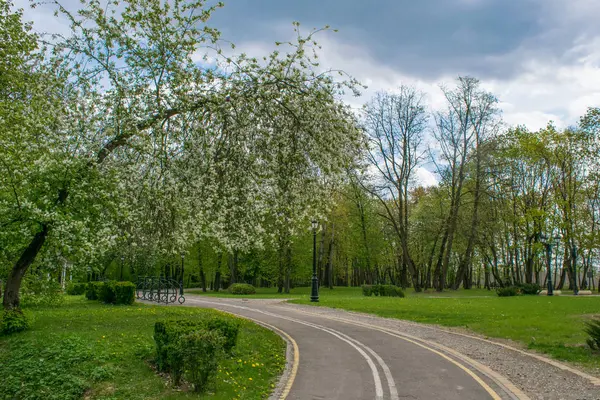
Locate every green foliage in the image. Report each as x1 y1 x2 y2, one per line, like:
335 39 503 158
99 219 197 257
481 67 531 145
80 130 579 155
154 316 240 384
0 297 285 399
516 283 541 295
228 283 257 295
20 276 64 307
154 319 204 374
65 282 86 295
113 281 136 305
182 329 225 392
0 308 31 335
98 281 117 304
85 282 103 300
496 287 520 297
585 319 600 351
362 284 404 297
205 317 239 353
86 281 135 304
377 285 405 297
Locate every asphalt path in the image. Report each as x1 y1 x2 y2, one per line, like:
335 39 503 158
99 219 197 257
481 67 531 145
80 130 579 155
178 296 526 400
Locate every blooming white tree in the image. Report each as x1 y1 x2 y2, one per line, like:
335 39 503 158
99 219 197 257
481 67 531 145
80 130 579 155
1 0 363 309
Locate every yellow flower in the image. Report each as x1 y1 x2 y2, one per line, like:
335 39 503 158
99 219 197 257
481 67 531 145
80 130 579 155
249 378 253 381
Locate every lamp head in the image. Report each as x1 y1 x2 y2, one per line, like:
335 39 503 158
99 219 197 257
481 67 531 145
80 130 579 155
311 220 318 231
553 234 561 245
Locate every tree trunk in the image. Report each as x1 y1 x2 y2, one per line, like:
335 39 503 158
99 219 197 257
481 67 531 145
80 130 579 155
3 224 50 310
214 253 222 292
317 224 327 284
326 223 335 289
198 249 206 292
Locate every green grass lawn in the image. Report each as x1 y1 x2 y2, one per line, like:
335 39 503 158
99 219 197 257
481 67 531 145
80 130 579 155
288 288 600 371
0 297 285 400
187 286 499 299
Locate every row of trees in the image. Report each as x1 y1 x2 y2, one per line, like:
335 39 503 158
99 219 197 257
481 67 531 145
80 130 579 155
2 0 599 310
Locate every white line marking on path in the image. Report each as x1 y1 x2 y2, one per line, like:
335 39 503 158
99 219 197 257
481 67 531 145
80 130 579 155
187 298 396 400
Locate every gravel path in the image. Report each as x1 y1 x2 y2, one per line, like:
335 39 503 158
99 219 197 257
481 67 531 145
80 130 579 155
277 301 600 400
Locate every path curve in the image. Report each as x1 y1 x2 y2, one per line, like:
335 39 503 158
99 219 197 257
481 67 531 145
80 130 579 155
180 296 529 400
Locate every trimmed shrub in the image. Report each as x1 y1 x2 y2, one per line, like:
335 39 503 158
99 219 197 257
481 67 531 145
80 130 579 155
66 283 86 295
228 283 256 295
585 319 600 350
378 285 405 297
363 284 405 297
85 282 103 300
98 281 117 304
90 281 136 305
154 316 240 385
205 317 239 353
113 282 136 305
496 286 519 297
154 319 208 374
0 309 31 335
182 330 225 392
517 283 541 295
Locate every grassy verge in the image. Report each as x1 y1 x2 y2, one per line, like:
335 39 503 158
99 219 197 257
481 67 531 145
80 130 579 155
290 290 600 371
186 286 500 299
0 297 286 400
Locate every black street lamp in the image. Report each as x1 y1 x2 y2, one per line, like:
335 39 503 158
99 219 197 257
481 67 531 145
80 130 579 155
180 252 185 296
120 256 124 281
572 244 578 295
310 220 319 302
541 233 560 296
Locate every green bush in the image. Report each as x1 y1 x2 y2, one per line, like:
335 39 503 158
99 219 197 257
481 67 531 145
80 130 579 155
377 285 405 297
496 286 519 297
154 316 240 386
182 330 225 392
66 282 86 295
362 284 404 297
517 283 541 295
154 319 206 374
585 319 600 350
0 309 31 335
205 317 239 353
85 282 103 300
98 281 117 304
228 283 256 295
89 281 135 305
113 282 136 305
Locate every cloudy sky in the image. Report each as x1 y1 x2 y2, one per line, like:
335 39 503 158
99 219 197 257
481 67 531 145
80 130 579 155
15 0 600 185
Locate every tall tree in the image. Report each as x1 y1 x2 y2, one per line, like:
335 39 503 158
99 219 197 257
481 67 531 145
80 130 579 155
362 85 428 291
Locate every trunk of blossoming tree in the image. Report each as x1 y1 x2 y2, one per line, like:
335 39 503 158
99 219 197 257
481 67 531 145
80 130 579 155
3 224 50 310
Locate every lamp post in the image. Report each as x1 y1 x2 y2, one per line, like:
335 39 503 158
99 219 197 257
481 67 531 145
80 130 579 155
541 233 560 296
120 256 124 281
310 220 319 302
572 244 578 295
180 252 185 296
